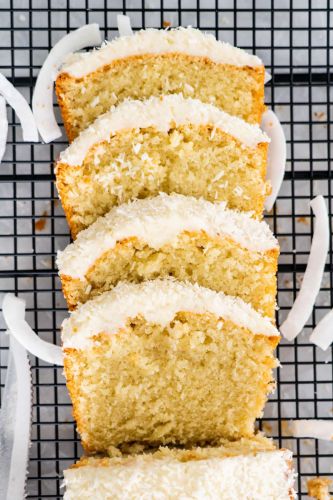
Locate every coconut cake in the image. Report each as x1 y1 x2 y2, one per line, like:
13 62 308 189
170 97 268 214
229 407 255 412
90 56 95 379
56 27 266 140
62 279 280 453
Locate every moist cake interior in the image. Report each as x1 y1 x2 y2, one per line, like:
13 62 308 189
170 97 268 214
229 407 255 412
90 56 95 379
57 125 268 235
64 311 278 453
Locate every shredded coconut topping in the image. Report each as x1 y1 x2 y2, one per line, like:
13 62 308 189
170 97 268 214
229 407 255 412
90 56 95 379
56 193 278 280
58 94 269 167
63 449 295 500
60 27 263 78
61 279 279 349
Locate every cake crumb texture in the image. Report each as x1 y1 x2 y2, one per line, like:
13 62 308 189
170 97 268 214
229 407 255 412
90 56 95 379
63 287 279 452
57 126 269 236
61 279 279 349
57 56 265 141
61 233 278 317
58 94 269 167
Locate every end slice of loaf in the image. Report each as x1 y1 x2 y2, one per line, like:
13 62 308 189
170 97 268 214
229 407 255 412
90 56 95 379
63 438 295 500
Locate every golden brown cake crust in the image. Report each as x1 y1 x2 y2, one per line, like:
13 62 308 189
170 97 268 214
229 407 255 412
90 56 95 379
56 53 265 141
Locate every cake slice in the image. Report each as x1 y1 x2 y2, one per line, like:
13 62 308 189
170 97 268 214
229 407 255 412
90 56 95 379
56 27 266 140
56 94 270 236
62 279 280 453
57 193 279 317
63 438 295 500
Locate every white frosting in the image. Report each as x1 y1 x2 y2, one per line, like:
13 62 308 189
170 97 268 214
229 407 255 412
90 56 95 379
60 27 263 78
59 94 269 167
63 449 294 500
57 193 278 280
61 279 279 349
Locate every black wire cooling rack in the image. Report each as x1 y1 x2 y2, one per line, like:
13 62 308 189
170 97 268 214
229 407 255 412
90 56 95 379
0 1 332 498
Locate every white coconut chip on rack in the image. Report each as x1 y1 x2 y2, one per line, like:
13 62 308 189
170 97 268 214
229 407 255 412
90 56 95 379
0 96 8 162
264 71 272 84
0 73 38 142
32 23 102 143
291 419 333 441
309 309 333 351
2 293 63 366
117 14 133 36
280 195 329 341
262 109 286 212
0 335 31 499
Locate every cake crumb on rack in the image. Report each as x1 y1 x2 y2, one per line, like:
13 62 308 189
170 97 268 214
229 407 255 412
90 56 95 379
34 210 48 231
262 422 273 434
307 477 332 500
314 111 326 121
281 420 293 436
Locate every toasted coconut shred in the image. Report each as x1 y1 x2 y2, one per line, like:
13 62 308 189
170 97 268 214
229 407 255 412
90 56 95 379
2 293 63 366
261 109 286 212
0 73 38 142
291 419 333 441
280 195 329 341
32 23 102 143
0 96 8 162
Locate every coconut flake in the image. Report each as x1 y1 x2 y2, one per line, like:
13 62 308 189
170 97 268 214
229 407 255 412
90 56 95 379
262 109 286 212
264 71 272 84
0 96 8 162
117 15 133 37
0 73 38 142
280 195 329 341
291 419 333 441
2 293 63 365
309 309 333 351
32 23 102 143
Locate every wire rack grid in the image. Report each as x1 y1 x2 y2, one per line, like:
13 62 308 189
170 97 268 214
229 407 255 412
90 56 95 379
0 0 332 498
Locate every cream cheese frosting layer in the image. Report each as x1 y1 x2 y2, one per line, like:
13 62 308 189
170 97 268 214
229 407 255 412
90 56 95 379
61 279 279 349
60 27 263 78
56 193 278 280
58 94 269 167
64 450 294 500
